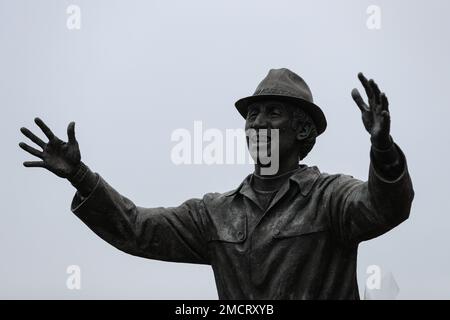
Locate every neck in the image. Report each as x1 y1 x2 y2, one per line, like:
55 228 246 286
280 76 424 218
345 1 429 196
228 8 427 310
254 152 300 176
253 158 300 192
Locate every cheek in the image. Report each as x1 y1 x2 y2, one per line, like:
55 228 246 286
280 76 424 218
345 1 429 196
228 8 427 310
274 130 297 152
273 117 291 128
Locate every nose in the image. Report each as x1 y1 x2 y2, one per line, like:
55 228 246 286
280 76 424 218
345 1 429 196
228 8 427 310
252 113 269 129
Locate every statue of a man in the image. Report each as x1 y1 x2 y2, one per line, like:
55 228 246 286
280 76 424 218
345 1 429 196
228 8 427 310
19 68 414 299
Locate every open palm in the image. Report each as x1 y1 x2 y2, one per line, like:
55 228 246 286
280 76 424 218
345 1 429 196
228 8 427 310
19 118 81 178
351 73 391 149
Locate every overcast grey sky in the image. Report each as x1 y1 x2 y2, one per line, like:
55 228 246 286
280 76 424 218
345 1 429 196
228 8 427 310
1 0 450 299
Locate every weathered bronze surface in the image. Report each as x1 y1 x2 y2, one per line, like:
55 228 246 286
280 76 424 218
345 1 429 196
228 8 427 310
19 69 414 299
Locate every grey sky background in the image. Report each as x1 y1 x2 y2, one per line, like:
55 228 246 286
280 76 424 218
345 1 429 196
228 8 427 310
1 0 449 299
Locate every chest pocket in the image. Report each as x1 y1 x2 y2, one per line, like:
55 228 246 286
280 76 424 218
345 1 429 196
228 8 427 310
272 217 328 239
207 206 247 243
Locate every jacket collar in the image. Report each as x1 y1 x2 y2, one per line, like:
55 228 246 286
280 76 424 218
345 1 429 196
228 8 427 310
224 165 321 198
289 165 321 196
223 174 251 197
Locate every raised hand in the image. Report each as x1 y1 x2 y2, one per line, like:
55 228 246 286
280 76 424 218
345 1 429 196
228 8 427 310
351 73 392 150
19 118 81 178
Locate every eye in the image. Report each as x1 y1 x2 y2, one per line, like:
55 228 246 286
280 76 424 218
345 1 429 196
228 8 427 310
247 111 258 120
270 110 282 117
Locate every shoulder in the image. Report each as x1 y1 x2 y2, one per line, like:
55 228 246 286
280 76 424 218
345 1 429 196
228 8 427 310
290 166 338 192
201 190 236 209
301 166 362 194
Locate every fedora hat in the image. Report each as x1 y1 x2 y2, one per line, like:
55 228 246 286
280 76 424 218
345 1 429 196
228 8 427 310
235 68 327 135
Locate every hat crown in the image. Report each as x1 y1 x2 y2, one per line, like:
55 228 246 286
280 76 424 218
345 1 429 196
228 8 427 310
253 68 314 103
234 68 327 135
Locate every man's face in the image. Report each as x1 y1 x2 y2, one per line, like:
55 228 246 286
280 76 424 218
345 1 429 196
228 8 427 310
245 99 299 164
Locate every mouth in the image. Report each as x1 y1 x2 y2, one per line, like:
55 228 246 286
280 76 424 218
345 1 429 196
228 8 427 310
249 132 271 145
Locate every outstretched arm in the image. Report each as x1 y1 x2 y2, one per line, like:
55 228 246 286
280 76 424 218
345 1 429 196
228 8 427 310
351 73 403 180
327 74 414 244
19 118 211 264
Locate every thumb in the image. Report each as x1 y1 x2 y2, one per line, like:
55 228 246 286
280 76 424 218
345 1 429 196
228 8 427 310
67 122 76 144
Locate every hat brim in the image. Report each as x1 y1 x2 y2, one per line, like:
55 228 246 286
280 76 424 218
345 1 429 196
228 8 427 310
234 94 327 135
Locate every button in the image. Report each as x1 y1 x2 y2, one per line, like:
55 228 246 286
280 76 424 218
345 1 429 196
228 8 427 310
237 231 244 240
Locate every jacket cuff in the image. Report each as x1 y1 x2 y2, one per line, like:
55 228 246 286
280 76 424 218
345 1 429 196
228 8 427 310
71 174 102 213
68 162 99 198
370 143 407 184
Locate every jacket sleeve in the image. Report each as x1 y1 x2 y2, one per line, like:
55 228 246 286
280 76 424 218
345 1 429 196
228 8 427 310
327 143 414 244
71 175 211 265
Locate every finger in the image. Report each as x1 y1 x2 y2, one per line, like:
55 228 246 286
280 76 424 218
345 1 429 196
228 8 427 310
369 79 381 105
358 72 373 99
20 127 45 148
67 122 76 144
381 93 389 112
351 88 369 112
19 142 43 159
23 161 45 168
34 117 55 141
381 110 390 123
380 110 391 134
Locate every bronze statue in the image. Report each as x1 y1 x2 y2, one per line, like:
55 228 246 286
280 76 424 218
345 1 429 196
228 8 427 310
19 68 414 299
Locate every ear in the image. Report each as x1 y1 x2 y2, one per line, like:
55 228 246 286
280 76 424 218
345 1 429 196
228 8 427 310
296 121 313 141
